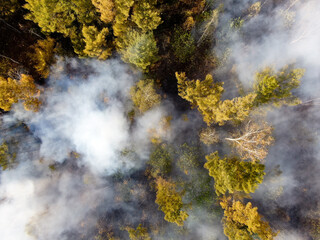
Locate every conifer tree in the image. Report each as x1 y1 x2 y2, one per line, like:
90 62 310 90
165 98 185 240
220 196 277 240
254 65 305 106
112 0 134 37
92 0 115 24
204 151 265 195
130 79 161 113
29 37 56 78
0 74 41 111
176 73 255 125
132 0 162 32
118 29 159 71
155 177 188 226
82 26 113 60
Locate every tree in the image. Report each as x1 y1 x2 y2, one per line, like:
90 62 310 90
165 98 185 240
177 143 200 175
199 127 219 145
82 26 112 60
225 120 274 162
24 0 99 55
91 0 115 24
204 151 265 195
220 197 277 240
0 0 19 19
254 65 305 106
112 0 134 37
147 144 172 178
125 224 151 240
171 27 196 63
176 72 223 110
0 74 41 111
28 37 56 78
155 177 188 226
130 79 161 113
0 142 16 171
217 93 256 124
132 0 162 32
176 73 255 125
117 29 159 71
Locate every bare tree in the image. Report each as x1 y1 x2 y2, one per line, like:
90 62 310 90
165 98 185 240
225 120 274 162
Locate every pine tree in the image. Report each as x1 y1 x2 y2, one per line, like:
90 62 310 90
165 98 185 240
28 37 56 78
132 0 162 32
254 65 305 106
220 197 277 240
204 151 265 195
130 79 161 113
155 177 188 226
82 26 113 60
0 74 41 111
118 29 159 71
91 0 115 24
112 0 134 37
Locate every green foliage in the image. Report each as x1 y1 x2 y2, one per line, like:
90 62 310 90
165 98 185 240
112 0 134 37
29 37 56 78
91 0 115 24
82 26 112 60
216 93 257 124
254 65 305 106
177 72 255 125
221 197 277 240
117 29 159 71
125 224 151 240
132 0 162 32
171 27 196 63
24 0 99 55
204 151 265 195
0 74 41 111
177 143 200 175
0 142 16 171
230 17 244 30
147 144 172 178
130 79 161 113
155 177 188 226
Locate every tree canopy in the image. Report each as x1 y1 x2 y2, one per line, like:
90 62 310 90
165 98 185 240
204 151 265 195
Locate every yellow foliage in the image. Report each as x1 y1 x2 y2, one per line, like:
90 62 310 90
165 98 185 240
92 0 115 24
155 177 188 226
221 197 278 240
0 74 41 111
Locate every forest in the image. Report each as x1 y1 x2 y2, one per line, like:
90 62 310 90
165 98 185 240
0 0 319 239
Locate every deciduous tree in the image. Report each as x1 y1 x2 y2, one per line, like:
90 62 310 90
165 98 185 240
125 224 151 240
130 79 161 113
204 151 265 195
199 127 219 145
225 120 274 162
